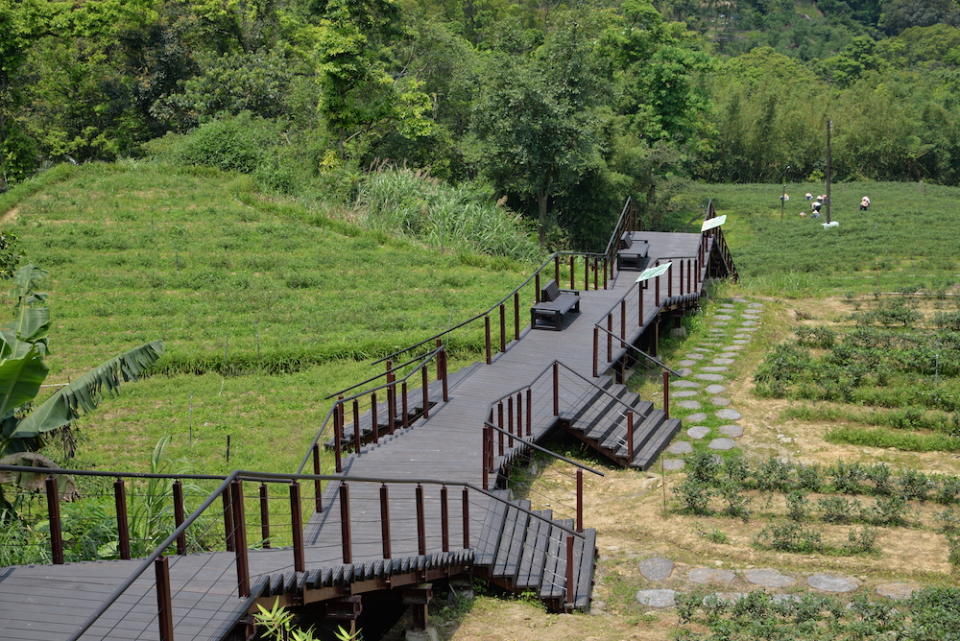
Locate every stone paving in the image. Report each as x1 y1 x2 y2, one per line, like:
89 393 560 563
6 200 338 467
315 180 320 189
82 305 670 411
633 556 916 610
660 298 762 469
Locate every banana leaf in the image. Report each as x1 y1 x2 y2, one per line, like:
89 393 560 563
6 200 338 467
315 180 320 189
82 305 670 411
0 342 48 420
11 340 164 439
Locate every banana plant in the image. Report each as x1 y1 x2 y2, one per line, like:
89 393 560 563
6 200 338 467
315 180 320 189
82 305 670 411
0 264 164 459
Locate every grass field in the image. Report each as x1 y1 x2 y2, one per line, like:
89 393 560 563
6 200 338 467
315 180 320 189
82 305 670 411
1 161 530 474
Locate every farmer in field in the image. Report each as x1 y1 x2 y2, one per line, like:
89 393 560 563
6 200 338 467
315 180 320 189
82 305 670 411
811 199 822 217
860 196 871 211
805 192 813 200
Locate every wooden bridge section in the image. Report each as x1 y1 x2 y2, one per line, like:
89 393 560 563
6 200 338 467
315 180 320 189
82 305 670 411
0 200 736 641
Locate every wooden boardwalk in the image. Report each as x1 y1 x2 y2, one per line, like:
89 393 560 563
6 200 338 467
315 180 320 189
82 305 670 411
0 226 725 641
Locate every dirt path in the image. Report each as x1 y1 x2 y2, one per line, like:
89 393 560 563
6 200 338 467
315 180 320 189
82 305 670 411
0 206 19 225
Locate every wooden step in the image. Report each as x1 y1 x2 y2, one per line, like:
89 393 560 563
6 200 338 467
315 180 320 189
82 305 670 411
515 509 553 590
631 417 683 470
492 500 532 581
606 406 664 456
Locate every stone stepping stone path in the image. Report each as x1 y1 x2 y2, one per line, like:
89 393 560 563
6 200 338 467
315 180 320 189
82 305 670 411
700 366 728 373
743 568 796 588
677 400 701 410
732 339 748 344
673 390 698 398
719 424 744 437
715 314 733 320
705 384 726 394
716 408 741 420
684 353 705 360
687 426 710 439
708 438 736 450
713 358 734 365
662 458 685 471
688 568 736 586
695 373 725 381
677 368 693 377
875 583 918 600
710 397 731 406
807 573 860 593
667 441 693 455
672 380 700 388
635 589 677 608
639 556 675 581
686 412 707 422
677 359 698 367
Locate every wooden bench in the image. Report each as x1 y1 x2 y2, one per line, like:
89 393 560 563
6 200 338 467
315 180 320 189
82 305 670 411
617 232 649 271
531 279 580 331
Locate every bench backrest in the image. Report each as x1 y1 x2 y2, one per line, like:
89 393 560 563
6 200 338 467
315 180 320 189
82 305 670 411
540 279 560 302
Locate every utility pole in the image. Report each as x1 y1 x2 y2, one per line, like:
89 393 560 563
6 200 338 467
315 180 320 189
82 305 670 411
825 119 833 224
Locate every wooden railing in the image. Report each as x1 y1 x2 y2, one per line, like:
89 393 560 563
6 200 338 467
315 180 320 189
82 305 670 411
0 463 589 640
603 197 638 280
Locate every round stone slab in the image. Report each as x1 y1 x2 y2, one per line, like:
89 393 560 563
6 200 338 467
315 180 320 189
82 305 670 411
738 326 759 332
722 345 744 351
685 353 705 360
677 360 698 367
719 424 744 438
732 339 749 344
662 458 685 471
715 314 733 320
695 373 725 382
748 302 763 308
701 366 729 373
807 573 860 593
875 583 918 600
677 368 693 377
710 397 731 407
705 384 726 394
708 438 736 451
741 320 758 326
743 568 796 588
716 408 742 420
667 441 693 455
673 390 698 398
672 380 701 388
733 334 751 340
686 412 708 422
688 568 736 585
639 556 675 581
636 589 677 608
687 426 711 440
677 400 701 410
713 358 735 365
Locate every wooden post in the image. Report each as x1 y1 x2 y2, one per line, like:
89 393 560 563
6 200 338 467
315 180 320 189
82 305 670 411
114 478 131 560
231 480 250 598
340 483 352 564
222 488 235 552
498 304 506 353
583 255 589 291
172 480 186 556
554 255 560 283
569 255 575 290
441 486 450 553
416 484 426 556
484 316 492 364
667 263 673 298
552 362 559 416
380 484 391 559
155 557 174 641
386 383 395 437
603 258 608 289
606 313 613 362
402 382 409 429
576 470 583 532
497 402 504 456
482 425 490 490
535 272 541 303
290 482 305 573
357 396 366 454
259 483 270 549
592 326 598 377
421 365 430 419
516 392 522 440
593 257 598 290
620 300 626 347
627 411 635 461
565 535 575 608
525 388 532 436
440 347 449 402
655 272 660 306
45 477 64 565
687 259 692 293
662 371 670 419
638 281 644 326
514 291 520 341
507 395 514 448
333 401 343 474
312 444 323 512
679 260 684 295
462 487 470 549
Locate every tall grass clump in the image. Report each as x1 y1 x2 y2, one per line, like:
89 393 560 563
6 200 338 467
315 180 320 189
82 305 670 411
355 168 541 261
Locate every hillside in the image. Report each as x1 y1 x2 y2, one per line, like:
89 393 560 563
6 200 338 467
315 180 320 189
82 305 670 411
0 162 528 473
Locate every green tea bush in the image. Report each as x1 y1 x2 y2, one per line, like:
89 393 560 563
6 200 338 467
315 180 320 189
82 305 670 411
787 491 809 521
863 495 908 526
755 522 822 553
795 326 836 348
719 481 751 521
753 456 793 492
819 496 859 524
865 463 893 495
830 461 865 494
687 451 721 485
675 478 714 515
844 526 879 554
899 469 932 501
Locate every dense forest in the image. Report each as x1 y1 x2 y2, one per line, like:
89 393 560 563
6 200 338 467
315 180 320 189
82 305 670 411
2 0 960 246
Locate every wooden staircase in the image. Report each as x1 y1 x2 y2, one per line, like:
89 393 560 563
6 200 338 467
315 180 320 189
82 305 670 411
474 491 597 611
561 375 681 470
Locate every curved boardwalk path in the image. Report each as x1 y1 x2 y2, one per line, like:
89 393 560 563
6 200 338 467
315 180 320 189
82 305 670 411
0 229 726 641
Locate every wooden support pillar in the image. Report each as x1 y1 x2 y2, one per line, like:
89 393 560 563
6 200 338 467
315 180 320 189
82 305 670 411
259 483 270 549
525 388 532 437
462 488 470 549
576 470 583 532
440 486 449 553
115 478 131 560
380 483 391 559
230 480 250 598
312 444 323 512
172 480 186 556
421 366 430 419
45 477 64 565
552 362 559 416
290 482 305 572
155 557 174 641
416 484 426 556
499 303 506 352
340 483 352 564
484 315 492 364
662 371 670 419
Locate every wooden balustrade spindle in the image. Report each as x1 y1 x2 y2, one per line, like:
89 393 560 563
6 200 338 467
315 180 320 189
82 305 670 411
569 255 575 290
667 263 673 298
552 362 559 416
593 257 598 290
173 480 186 556
380 484 391 559
290 482 304 572
358 397 366 454
663 370 670 419
499 304 506 352
565 535 575 608
514 291 520 340
114 478 131 560
484 315 492 364
535 272 541 303
421 365 430 419
416 485 426 556
462 487 471 549
333 402 343 474
312 444 323 512
576 469 583 532
525 388 532 436
627 411 635 461
154 557 174 641
638 281 644 327
620 300 626 347
606 313 613 362
222 488 235 552
592 326 598 377
507 395 514 448
441 486 450 552
516 392 523 440
230 480 250 598
497 401 505 456
259 483 270 549
340 483 352 564
554 255 560 283
45 476 64 564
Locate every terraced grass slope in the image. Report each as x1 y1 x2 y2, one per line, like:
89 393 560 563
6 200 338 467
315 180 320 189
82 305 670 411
674 181 960 297
0 161 529 473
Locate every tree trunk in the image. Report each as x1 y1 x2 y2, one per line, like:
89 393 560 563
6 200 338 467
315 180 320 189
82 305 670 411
537 190 548 246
